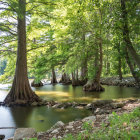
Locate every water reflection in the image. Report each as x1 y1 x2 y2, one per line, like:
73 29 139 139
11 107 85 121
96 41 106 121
0 106 90 139
33 84 140 102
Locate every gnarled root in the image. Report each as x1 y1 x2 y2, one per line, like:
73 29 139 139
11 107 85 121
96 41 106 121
83 80 105 92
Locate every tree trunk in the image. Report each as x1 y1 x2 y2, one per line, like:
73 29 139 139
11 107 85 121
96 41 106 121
106 45 110 75
80 60 88 85
72 71 80 86
83 10 104 92
125 49 140 83
51 68 57 84
4 0 40 105
83 37 104 92
117 44 123 81
121 0 140 69
59 73 71 84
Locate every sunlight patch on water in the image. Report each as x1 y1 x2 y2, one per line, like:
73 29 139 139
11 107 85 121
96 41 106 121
36 91 70 97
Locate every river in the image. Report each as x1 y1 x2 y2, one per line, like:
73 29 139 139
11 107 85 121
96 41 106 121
0 84 140 139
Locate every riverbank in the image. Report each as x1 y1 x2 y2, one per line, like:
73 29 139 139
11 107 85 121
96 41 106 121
8 98 140 140
100 77 140 88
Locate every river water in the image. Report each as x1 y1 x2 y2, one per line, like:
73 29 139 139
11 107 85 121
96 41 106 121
0 84 140 139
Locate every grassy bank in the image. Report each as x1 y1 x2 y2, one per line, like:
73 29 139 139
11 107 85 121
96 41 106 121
62 107 140 140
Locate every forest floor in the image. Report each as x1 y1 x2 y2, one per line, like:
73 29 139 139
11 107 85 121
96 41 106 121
34 98 140 140
100 76 140 88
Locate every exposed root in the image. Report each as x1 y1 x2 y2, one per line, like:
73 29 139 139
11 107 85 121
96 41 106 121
4 91 42 106
83 80 105 92
31 80 43 87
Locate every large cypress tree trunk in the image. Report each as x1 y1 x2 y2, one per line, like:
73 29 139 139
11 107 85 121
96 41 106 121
4 0 40 105
121 0 140 69
83 9 104 92
51 68 57 84
83 37 104 92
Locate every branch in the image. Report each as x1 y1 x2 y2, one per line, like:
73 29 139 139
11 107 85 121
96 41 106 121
0 39 17 46
0 49 16 53
26 1 56 5
0 1 17 12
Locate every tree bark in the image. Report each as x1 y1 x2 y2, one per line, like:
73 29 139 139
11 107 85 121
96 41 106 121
83 37 104 91
117 44 123 81
121 0 140 69
80 60 88 85
51 68 57 84
125 48 140 83
4 0 40 105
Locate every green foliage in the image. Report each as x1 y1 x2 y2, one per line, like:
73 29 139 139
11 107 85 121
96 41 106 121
0 0 139 82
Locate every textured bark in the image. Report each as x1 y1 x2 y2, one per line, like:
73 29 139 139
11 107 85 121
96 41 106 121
121 0 140 69
117 44 123 81
4 0 40 105
125 49 140 83
51 68 57 84
83 37 104 92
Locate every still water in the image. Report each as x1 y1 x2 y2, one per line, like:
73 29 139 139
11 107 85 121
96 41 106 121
0 84 140 139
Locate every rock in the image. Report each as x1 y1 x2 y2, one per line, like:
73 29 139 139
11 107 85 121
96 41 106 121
95 108 106 114
52 103 61 108
37 132 44 139
75 106 84 109
51 128 59 134
0 135 5 140
58 136 62 139
54 121 64 127
69 121 74 126
82 116 96 122
49 121 65 131
65 130 69 133
85 103 94 110
66 125 73 129
8 137 13 140
14 128 36 140
31 102 38 106
111 102 124 109
93 100 112 106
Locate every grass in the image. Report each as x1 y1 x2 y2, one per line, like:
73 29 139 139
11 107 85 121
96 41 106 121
62 107 140 140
